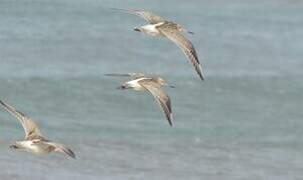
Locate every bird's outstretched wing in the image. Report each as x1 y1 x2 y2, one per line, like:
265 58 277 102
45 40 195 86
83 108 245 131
111 8 166 24
0 100 43 139
138 80 173 126
105 73 145 79
45 141 76 159
158 24 204 81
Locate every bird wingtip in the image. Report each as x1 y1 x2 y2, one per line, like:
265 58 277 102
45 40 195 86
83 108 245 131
168 114 173 127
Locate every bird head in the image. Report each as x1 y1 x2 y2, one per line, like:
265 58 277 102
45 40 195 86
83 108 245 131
9 143 20 150
134 27 142 32
117 83 128 90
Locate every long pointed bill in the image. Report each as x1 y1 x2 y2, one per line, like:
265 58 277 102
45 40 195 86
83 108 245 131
9 144 18 149
134 27 141 32
117 85 126 90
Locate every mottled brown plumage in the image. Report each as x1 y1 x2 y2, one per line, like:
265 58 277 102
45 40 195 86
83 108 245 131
106 73 174 126
0 100 76 158
113 8 204 81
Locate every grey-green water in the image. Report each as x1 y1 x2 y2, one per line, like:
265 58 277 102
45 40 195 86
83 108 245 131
0 0 302 179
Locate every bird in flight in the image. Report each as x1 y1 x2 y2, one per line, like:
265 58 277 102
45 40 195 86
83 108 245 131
0 100 76 159
112 8 205 81
106 73 175 126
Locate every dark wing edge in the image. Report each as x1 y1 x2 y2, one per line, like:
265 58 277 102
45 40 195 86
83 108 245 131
160 29 204 81
105 73 145 78
139 82 173 126
0 100 42 138
46 142 76 159
0 100 27 123
111 8 166 24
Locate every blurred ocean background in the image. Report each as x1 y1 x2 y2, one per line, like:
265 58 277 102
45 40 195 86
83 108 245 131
0 0 302 179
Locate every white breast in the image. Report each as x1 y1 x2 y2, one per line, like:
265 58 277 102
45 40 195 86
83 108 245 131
19 140 50 155
127 78 146 91
19 141 33 148
141 23 163 37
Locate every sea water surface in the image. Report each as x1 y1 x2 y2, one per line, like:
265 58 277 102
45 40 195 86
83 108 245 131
0 0 302 180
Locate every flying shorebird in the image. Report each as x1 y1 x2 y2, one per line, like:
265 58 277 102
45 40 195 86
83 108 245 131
112 8 204 81
0 100 76 159
106 73 174 126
